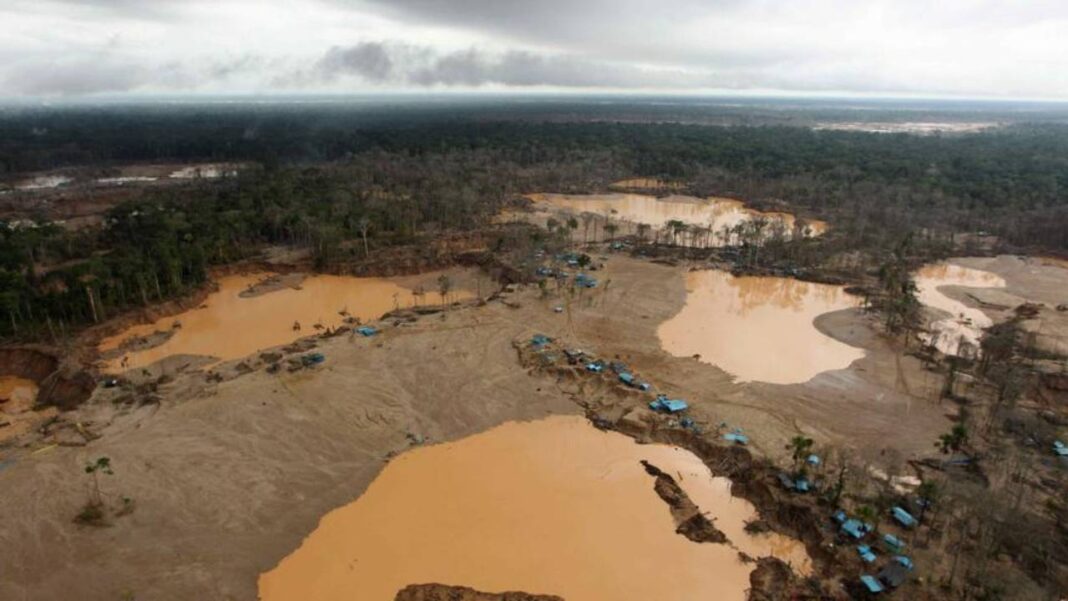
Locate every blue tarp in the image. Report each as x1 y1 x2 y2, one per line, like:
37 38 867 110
574 273 598 288
619 372 635 385
894 555 914 570
724 431 749 445
356 326 378 337
794 477 811 492
833 510 848 524
807 454 821 466
1054 440 1068 456
860 575 884 594
857 544 877 563
842 519 871 539
883 534 905 551
531 334 552 346
586 361 605 373
649 395 688 413
301 352 325 366
892 506 918 528
724 433 747 444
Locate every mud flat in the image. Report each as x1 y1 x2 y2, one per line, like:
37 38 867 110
523 193 825 245
259 415 808 601
98 271 473 371
914 262 1006 356
658 270 864 384
0 257 963 601
0 376 42 443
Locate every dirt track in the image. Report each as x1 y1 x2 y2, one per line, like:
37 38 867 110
1 254 1052 600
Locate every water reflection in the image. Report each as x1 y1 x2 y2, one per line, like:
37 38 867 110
258 416 809 601
100 273 471 371
659 271 863 384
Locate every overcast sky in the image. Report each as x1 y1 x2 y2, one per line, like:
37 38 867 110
3 0 1068 99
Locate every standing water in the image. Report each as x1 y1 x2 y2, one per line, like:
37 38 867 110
99 273 470 371
658 270 864 384
913 263 1006 356
258 416 809 601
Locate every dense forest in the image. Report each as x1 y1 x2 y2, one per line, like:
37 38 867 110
2 100 1068 340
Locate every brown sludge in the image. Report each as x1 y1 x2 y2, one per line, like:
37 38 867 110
658 270 864 384
258 416 809 601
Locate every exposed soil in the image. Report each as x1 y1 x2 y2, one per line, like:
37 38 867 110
395 584 564 601
640 459 728 544
0 253 1061 600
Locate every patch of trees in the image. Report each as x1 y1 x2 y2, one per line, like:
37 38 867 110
4 107 1068 340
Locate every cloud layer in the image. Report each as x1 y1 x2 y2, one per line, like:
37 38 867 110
2 0 1068 98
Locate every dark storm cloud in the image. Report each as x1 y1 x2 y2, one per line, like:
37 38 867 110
308 42 707 88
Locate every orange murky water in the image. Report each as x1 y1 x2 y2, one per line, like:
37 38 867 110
258 416 809 601
658 270 864 384
527 193 825 246
100 273 470 371
914 263 1006 356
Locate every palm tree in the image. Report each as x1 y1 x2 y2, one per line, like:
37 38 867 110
787 436 814 472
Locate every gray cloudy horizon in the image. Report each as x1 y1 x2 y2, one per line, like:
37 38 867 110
2 0 1068 99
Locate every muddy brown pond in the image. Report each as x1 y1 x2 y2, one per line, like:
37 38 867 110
258 415 809 601
658 270 864 384
100 273 471 371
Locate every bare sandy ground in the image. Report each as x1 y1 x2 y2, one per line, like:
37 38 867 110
0 255 1054 600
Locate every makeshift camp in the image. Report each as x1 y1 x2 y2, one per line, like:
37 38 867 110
857 545 877 563
860 575 884 594
574 273 598 288
841 518 872 540
892 506 918 528
724 431 749 445
301 352 325 366
649 395 688 413
883 534 905 552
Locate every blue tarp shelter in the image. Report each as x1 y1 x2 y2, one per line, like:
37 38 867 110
619 372 635 385
531 334 552 346
1054 440 1068 457
301 352 325 366
894 555 914 570
857 544 877 563
724 431 749 445
883 534 904 552
892 506 918 528
807 454 821 466
860 575 884 594
356 326 378 337
841 519 871 539
649 395 688 413
586 361 605 373
574 273 598 288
